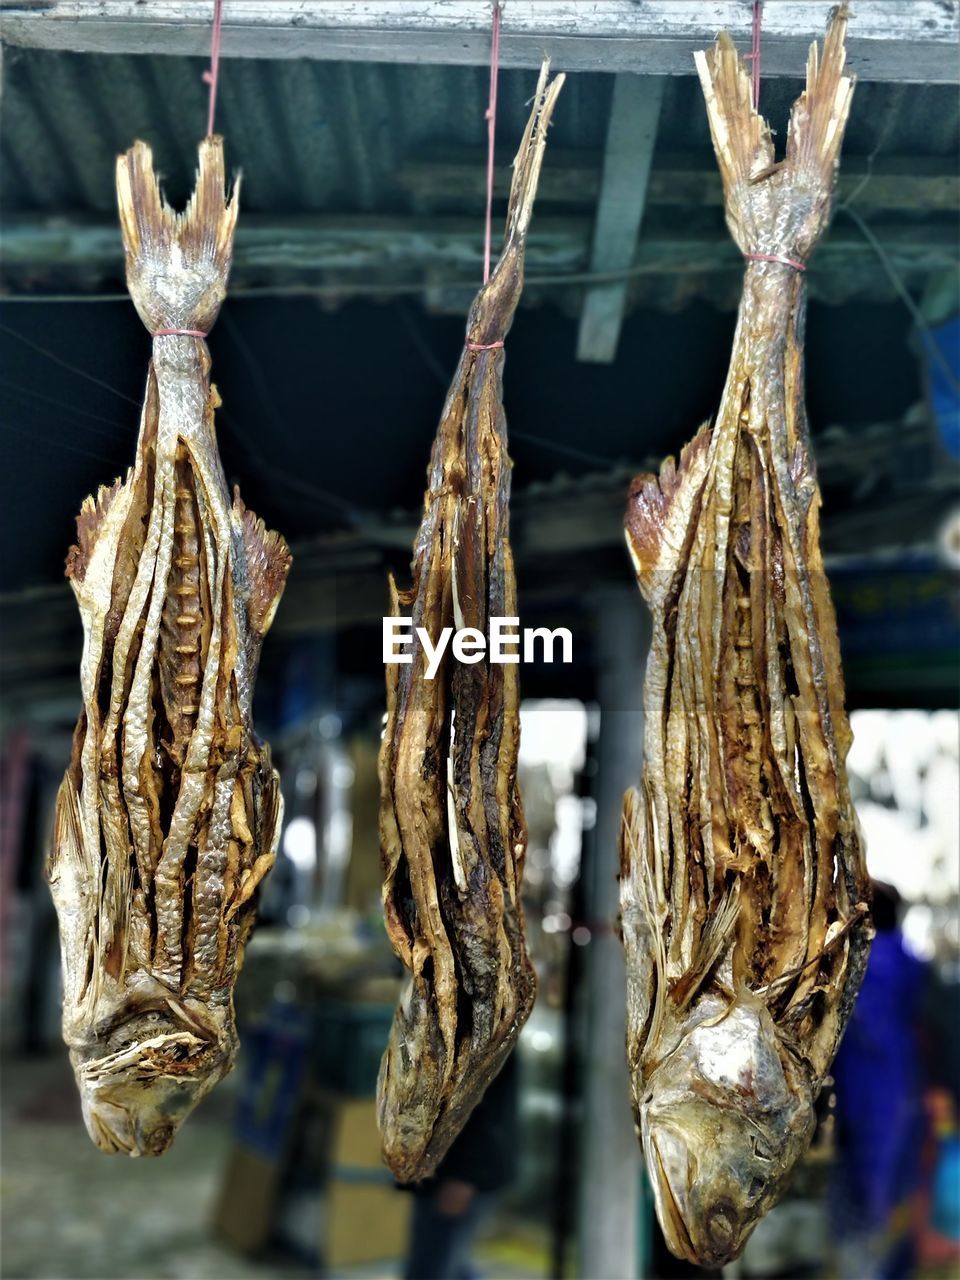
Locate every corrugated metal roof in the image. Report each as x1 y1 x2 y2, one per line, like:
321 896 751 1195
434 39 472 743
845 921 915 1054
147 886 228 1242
2 48 957 216
2 47 956 317
1 51 609 213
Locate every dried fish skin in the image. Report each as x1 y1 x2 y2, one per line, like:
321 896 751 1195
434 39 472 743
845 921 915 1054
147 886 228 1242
619 10 872 1266
48 139 291 1157
377 64 564 1184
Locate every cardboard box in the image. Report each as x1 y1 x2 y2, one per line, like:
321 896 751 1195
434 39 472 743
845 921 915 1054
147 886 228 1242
323 1096 410 1268
213 1143 283 1254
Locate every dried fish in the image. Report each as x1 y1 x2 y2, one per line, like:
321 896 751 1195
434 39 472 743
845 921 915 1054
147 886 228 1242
377 64 564 1183
619 9 872 1266
48 139 291 1156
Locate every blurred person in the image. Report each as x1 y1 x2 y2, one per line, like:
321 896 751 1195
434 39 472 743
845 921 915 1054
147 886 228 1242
927 1090 960 1247
919 995 960 1267
402 1052 519 1280
830 881 928 1280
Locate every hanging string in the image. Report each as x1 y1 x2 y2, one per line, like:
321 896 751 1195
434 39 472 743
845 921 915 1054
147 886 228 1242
465 1 505 351
743 0 763 110
203 0 225 138
151 0 223 338
481 1 502 285
740 3 802 273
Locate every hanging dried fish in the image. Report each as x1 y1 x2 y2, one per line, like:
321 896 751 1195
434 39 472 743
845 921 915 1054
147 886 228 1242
378 64 564 1183
48 139 291 1156
619 9 872 1266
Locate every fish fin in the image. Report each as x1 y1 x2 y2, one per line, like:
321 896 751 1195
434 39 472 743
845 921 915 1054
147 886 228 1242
624 424 712 601
47 772 85 885
670 881 742 1010
65 474 130 585
116 137 239 335
697 6 852 258
225 765 282 926
256 761 284 871
620 785 667 1063
694 32 775 197
504 61 566 246
467 61 565 338
234 490 292 637
786 4 854 187
48 773 100 1010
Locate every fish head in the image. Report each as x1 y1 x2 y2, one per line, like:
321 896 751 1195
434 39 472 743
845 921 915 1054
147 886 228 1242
641 998 816 1267
70 1007 234 1156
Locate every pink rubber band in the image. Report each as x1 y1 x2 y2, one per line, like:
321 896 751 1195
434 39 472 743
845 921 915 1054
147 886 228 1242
152 328 209 338
744 252 806 272
466 340 505 351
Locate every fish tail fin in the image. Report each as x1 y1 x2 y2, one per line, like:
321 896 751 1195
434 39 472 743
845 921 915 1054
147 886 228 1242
694 33 774 206
787 4 854 187
465 58 563 330
505 60 566 245
116 137 239 335
696 8 852 261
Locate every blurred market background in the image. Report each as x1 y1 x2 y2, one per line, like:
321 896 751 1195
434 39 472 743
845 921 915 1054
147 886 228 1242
1 4 958 1278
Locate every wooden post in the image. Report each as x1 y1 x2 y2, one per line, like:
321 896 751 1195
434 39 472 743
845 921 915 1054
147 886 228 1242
578 586 650 1280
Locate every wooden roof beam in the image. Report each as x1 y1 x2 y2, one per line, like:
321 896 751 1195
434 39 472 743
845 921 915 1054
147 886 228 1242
2 210 954 277
2 2 958 84
1 213 955 302
396 152 960 215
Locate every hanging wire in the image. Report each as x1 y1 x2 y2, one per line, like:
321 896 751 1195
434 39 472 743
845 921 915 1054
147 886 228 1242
0 321 142 406
1 379 132 440
203 0 225 137
835 98 960 398
481 2 503 284
836 205 960 397
743 1 763 110
3 237 957 307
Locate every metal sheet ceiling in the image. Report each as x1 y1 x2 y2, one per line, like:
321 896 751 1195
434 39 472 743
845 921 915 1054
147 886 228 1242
2 47 957 217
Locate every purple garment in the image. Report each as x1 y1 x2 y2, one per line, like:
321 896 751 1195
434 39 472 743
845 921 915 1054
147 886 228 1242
831 930 927 1235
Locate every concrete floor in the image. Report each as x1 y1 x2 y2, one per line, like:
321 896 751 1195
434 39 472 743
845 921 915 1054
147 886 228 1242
0 1054 547 1280
0 1053 310 1280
